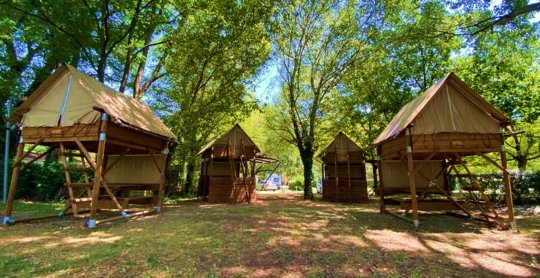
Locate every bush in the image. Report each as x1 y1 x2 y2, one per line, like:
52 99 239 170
16 150 85 201
450 171 540 205
288 180 303 191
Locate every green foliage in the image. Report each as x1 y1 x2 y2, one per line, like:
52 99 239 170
158 0 274 196
16 151 65 201
452 172 540 205
14 149 87 201
288 180 303 191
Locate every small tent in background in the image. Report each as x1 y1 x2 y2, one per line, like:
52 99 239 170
318 132 368 202
372 72 515 229
198 124 277 203
3 63 176 228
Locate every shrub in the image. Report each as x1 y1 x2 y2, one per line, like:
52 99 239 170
450 171 540 205
16 150 85 201
288 180 303 191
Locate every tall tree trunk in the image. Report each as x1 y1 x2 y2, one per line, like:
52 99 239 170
182 158 196 196
300 149 314 200
516 155 527 173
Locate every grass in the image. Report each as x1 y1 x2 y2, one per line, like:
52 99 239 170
0 197 539 277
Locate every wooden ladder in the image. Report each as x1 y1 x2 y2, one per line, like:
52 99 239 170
453 165 507 229
59 143 92 218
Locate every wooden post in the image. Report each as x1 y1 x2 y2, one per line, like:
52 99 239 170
88 112 108 228
405 127 419 228
500 145 516 229
156 148 169 211
377 147 385 214
372 161 378 197
334 145 338 202
347 149 351 203
208 147 214 202
3 140 24 225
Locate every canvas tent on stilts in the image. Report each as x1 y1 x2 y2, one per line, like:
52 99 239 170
372 72 515 230
3 63 177 228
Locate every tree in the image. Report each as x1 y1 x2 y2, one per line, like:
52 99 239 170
0 0 180 100
271 0 378 199
159 0 273 196
455 19 540 171
341 0 460 155
443 0 540 36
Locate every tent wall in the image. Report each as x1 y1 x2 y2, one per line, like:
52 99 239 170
380 133 502 160
380 160 447 194
104 154 165 185
412 83 500 134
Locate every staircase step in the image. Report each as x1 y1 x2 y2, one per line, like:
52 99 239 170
64 182 92 187
64 167 90 172
73 197 92 203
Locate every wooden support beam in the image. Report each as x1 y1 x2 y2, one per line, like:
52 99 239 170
411 147 439 177
89 113 108 228
384 209 415 224
59 143 78 218
347 146 352 203
500 148 516 229
75 140 97 170
20 147 55 171
13 139 43 168
147 149 163 174
102 149 129 176
156 148 168 209
4 142 25 224
475 151 507 173
206 147 214 202
405 128 419 228
95 209 155 226
377 147 386 213
107 138 154 152
455 154 507 229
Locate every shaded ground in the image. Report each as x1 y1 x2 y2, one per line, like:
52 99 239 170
0 197 539 277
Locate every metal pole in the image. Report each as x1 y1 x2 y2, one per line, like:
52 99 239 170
3 100 11 204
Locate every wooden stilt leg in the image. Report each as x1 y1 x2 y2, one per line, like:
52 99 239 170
405 128 419 228
372 161 378 198
500 148 516 229
89 113 108 228
3 142 24 225
377 147 385 214
156 149 169 211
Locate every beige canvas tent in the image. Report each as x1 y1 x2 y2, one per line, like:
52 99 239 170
372 72 515 229
3 63 176 228
318 132 368 202
198 124 277 203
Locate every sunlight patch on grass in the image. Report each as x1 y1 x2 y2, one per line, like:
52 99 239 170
364 230 430 253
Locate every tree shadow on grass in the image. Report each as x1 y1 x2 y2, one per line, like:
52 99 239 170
0 199 538 277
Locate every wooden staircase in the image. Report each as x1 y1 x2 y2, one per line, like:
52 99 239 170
59 143 93 218
452 163 508 229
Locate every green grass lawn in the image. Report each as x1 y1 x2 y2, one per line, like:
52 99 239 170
0 198 539 277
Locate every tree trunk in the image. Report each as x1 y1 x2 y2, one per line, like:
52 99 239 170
516 155 527 173
300 149 314 200
182 158 196 196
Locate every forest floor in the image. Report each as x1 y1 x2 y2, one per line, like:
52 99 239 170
0 196 539 278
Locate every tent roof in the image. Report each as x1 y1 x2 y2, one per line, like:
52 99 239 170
317 131 364 159
372 72 510 146
11 63 175 139
198 124 260 155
